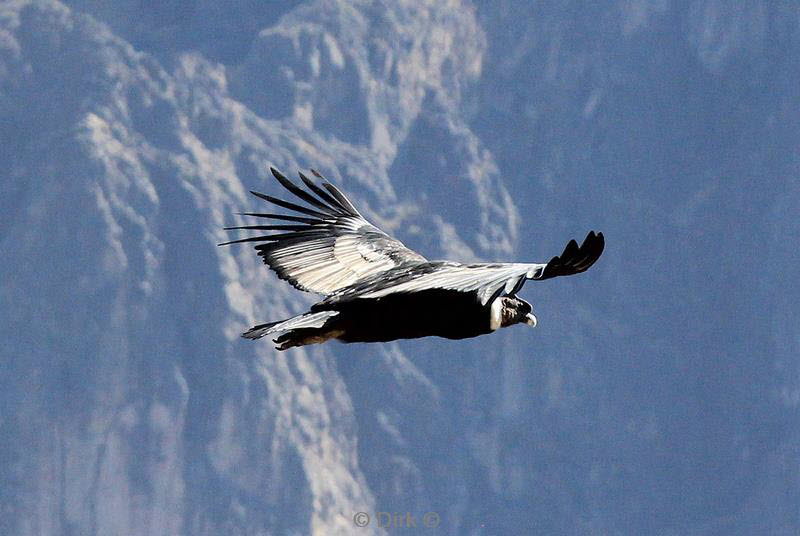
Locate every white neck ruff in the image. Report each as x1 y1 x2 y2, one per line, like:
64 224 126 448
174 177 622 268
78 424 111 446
489 298 503 331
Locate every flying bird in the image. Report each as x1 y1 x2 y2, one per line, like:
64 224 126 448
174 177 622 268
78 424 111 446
220 167 604 350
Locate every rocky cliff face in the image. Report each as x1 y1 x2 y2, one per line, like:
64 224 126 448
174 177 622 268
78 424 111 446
0 1 513 534
2 1 799 535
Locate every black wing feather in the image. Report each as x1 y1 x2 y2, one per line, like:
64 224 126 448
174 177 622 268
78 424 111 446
270 167 345 214
536 231 604 280
223 224 309 232
248 191 332 219
299 171 346 211
235 212 320 224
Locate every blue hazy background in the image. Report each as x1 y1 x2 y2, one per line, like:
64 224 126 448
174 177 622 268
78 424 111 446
1 1 798 534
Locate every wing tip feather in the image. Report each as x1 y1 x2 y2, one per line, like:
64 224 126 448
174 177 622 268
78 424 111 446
536 230 605 279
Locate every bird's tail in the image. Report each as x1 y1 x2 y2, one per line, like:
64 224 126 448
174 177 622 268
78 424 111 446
242 310 340 344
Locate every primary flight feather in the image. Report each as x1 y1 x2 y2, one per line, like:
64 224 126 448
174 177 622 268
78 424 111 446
220 167 604 350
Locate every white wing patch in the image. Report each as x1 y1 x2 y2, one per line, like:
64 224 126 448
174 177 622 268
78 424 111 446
259 230 410 295
355 263 546 305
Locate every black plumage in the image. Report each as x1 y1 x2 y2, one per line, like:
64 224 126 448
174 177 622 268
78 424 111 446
220 167 604 350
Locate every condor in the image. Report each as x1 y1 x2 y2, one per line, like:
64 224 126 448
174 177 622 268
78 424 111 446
220 168 604 350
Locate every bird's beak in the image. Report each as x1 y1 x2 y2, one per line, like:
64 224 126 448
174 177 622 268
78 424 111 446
524 313 537 327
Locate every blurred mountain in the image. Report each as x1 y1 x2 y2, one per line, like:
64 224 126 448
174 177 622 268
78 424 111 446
1 1 799 535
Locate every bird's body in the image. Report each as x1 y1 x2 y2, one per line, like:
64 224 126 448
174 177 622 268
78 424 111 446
221 167 604 350
268 291 528 349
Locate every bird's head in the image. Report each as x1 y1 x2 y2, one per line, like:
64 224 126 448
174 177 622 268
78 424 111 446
490 296 537 330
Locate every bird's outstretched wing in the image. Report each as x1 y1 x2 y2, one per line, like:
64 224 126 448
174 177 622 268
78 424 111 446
220 167 427 295
324 231 604 305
